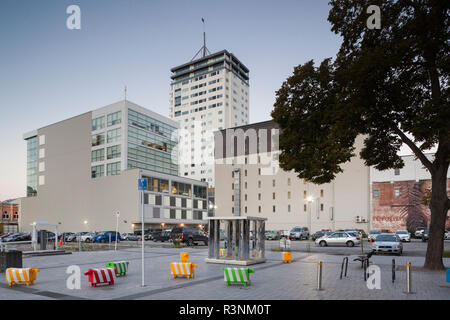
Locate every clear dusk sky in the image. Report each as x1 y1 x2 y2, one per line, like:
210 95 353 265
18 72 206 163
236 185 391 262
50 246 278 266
0 0 418 201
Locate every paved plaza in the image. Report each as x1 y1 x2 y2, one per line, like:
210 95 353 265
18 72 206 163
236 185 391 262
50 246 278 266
0 244 449 300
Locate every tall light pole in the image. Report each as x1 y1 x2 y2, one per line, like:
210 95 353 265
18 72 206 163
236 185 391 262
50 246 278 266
306 196 314 234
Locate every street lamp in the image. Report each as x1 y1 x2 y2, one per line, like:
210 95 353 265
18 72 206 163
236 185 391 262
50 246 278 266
306 196 314 234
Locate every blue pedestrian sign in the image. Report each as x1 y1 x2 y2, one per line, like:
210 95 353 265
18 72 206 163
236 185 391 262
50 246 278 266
446 269 450 283
138 178 148 191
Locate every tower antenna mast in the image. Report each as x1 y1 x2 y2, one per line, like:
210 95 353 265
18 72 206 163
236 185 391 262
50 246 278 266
191 18 211 61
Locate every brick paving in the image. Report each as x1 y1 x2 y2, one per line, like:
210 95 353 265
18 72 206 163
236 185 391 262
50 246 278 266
0 246 448 300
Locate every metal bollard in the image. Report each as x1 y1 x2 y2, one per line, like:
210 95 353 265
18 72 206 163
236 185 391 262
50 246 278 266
406 262 412 294
392 259 396 283
340 257 348 279
317 261 323 290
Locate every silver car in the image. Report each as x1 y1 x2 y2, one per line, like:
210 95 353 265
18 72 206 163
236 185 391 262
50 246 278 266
315 231 361 247
395 230 411 242
372 233 403 255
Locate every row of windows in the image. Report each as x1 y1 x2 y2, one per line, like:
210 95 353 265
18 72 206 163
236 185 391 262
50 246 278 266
140 176 207 199
373 187 402 198
232 203 325 214
127 159 178 176
91 145 121 162
128 109 177 138
92 128 122 147
91 162 121 178
92 111 122 131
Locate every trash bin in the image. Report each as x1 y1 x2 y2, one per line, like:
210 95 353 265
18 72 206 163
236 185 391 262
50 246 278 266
0 249 23 273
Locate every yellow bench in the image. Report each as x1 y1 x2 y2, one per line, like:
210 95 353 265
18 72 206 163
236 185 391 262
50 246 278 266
282 252 292 263
6 268 40 287
170 262 197 279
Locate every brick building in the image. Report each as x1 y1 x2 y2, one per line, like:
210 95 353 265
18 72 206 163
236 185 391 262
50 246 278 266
371 154 450 232
0 200 19 233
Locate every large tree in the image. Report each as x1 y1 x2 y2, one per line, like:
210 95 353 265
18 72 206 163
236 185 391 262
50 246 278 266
272 0 449 269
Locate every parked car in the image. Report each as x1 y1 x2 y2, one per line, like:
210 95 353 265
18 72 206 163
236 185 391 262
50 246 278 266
2 233 27 242
58 232 75 242
395 230 411 242
93 231 120 243
152 230 171 242
311 231 332 241
315 231 360 247
280 230 290 238
414 227 426 238
122 233 139 241
265 230 281 240
445 230 450 240
170 227 208 246
372 233 403 255
421 229 430 242
80 232 97 242
289 227 310 240
368 230 382 241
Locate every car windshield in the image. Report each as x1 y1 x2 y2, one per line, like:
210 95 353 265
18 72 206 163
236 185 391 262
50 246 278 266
347 232 358 237
396 231 408 234
370 230 381 234
97 232 105 236
375 234 398 242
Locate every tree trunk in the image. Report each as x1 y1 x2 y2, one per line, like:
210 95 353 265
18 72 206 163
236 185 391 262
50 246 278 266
423 164 449 270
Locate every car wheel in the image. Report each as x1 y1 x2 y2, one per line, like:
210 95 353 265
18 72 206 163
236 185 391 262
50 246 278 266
204 241 208 246
101 239 106 243
187 238 194 246
346 241 355 247
85 239 90 243
319 241 327 247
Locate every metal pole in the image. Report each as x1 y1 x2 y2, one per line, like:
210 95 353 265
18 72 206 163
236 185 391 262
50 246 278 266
392 259 396 283
141 189 145 287
78 232 81 252
406 262 412 293
317 261 323 290
115 213 119 251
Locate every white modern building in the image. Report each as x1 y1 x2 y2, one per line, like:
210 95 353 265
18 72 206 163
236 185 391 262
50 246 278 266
214 121 372 233
169 49 250 186
20 100 209 233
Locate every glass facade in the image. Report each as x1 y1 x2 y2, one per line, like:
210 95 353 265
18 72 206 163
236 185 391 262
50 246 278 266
92 116 105 131
26 136 38 197
127 109 178 175
91 164 104 178
107 162 121 176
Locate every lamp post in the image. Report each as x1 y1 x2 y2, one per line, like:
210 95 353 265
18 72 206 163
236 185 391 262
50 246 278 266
306 196 314 233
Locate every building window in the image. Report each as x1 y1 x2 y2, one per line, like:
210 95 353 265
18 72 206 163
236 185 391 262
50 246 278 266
91 165 104 178
320 190 324 197
107 128 121 143
107 162 121 176
107 111 122 127
304 204 307 212
288 205 291 212
258 181 261 188
170 209 176 219
245 207 247 213
232 171 234 178
92 116 105 131
245 194 247 201
107 145 121 160
288 178 291 186
232 183 234 190
394 187 401 198
245 182 247 189
288 191 291 199
171 181 192 196
92 133 105 147
245 169 247 176
272 180 275 187
272 193 276 200
373 189 380 198
394 168 400 176
258 193 261 200
320 204 324 211
258 206 261 213
258 168 261 175
232 195 234 201
304 191 307 198
272 206 276 213
91 149 104 162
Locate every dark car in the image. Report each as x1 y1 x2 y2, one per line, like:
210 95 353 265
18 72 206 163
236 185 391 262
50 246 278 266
2 233 25 242
170 227 208 246
312 231 332 241
422 229 430 242
152 230 171 242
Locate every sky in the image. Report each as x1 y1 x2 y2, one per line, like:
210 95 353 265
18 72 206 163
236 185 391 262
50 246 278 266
0 0 421 201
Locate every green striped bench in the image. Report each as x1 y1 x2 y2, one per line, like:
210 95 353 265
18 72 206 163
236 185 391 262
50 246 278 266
105 261 129 277
222 267 255 286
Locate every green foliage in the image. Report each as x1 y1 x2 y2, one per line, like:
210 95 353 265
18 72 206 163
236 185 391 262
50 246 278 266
272 0 449 184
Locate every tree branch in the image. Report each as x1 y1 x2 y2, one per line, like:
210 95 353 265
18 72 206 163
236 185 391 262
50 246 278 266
390 124 434 172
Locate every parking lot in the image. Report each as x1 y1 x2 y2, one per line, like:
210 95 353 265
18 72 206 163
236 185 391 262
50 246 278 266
0 238 449 300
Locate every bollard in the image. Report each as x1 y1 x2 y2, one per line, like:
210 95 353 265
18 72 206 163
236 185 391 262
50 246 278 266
405 262 412 294
316 261 323 290
340 257 348 279
392 259 396 283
